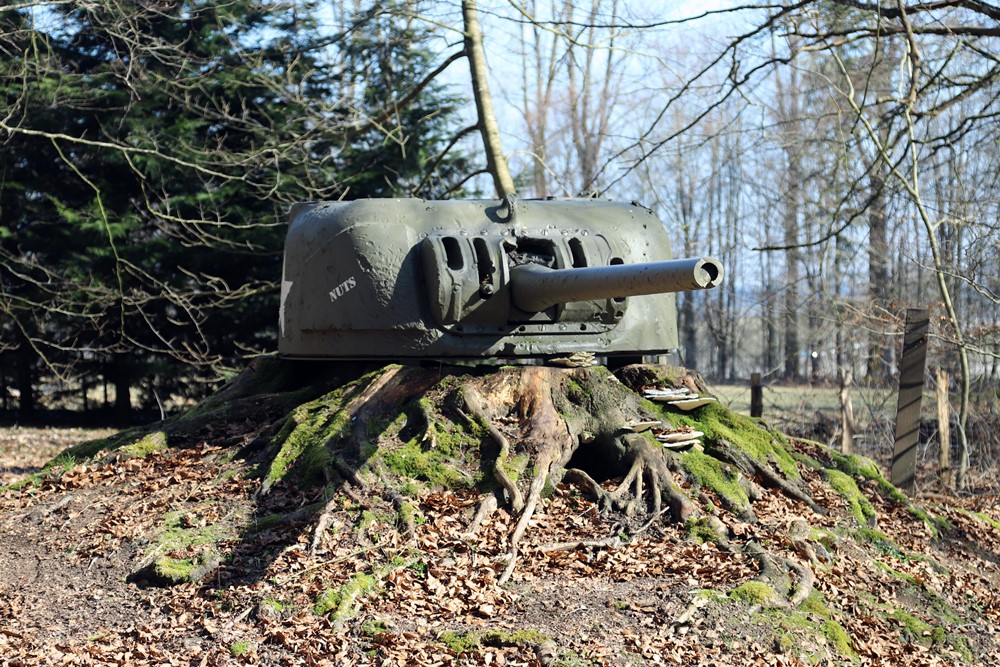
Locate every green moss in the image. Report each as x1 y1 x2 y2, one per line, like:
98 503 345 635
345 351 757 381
854 527 904 556
150 551 220 584
670 402 800 479
696 589 729 604
136 508 238 585
372 386 488 489
396 501 424 528
393 555 426 575
832 452 881 479
158 510 233 550
265 369 392 486
262 598 290 613
874 562 965 627
889 609 944 645
381 412 409 439
904 506 949 539
791 451 825 470
229 641 253 657
821 620 856 658
681 450 749 512
313 573 377 622
776 630 797 653
361 619 389 637
154 556 199 582
564 378 590 406
799 591 832 619
951 636 975 662
810 527 839 553
762 602 858 664
292 442 338 487
873 560 919 585
379 437 469 488
399 480 421 497
358 510 391 536
313 588 338 616
439 629 551 655
729 581 777 606
120 431 168 458
824 469 876 525
266 390 354 484
970 510 1000 531
496 453 530 484
857 586 972 660
623 365 683 389
829 451 906 503
439 630 480 654
685 517 722 544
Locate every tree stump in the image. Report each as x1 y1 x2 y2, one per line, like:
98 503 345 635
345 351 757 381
68 358 871 604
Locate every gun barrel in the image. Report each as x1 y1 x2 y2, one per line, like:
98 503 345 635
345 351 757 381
510 256 724 312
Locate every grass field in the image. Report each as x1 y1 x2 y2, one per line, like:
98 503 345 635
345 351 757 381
708 381 898 426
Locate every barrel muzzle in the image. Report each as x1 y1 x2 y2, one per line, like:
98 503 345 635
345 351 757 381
510 257 724 312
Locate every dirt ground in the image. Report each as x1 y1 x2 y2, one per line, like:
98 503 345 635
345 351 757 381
1 425 999 666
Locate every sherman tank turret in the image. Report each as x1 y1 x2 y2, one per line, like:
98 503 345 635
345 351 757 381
278 196 723 362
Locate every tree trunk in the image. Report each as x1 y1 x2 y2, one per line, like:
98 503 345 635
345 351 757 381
462 0 515 197
765 284 778 375
867 166 892 385
15 331 35 418
111 354 132 422
782 174 801 382
775 40 801 382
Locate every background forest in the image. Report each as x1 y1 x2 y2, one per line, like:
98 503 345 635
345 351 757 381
1 1 997 480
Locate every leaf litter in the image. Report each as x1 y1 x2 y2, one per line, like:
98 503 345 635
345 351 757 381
1 419 999 666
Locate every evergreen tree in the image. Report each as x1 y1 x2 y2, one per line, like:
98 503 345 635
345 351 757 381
1 0 472 417
339 1 471 198
1 1 340 415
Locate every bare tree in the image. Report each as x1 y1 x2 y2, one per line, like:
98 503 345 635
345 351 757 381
463 0 515 196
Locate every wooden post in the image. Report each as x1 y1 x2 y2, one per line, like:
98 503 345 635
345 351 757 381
838 369 855 454
935 368 952 490
750 373 763 418
890 308 929 493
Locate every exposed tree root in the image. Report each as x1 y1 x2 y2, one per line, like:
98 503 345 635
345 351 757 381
708 438 825 515
742 541 816 608
461 387 524 513
466 490 500 535
253 361 828 605
782 555 816 607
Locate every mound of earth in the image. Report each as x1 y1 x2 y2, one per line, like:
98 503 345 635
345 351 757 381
1 360 998 666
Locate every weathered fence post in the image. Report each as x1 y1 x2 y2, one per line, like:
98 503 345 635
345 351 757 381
935 368 952 489
838 369 855 455
890 308 929 493
750 372 763 418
